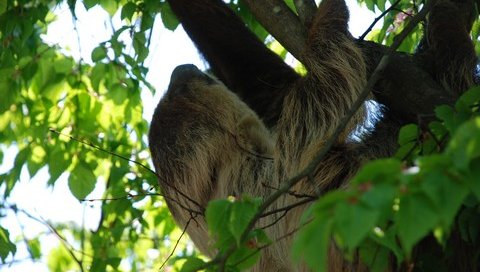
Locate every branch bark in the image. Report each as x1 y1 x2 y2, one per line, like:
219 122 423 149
243 0 458 125
242 0 308 63
294 0 317 28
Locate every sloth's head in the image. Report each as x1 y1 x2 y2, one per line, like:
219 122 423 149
148 64 273 206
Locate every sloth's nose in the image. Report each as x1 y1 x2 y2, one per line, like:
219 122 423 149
170 64 215 85
170 64 203 84
168 64 216 97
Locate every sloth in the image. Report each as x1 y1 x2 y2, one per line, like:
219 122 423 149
149 0 477 270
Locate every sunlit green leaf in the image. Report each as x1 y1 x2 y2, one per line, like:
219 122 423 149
91 45 108 62
121 2 136 20
180 257 207 272
98 0 118 16
68 162 96 200
27 238 42 259
0 226 16 262
48 146 70 185
160 2 180 31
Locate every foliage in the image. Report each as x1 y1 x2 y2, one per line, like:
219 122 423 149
293 87 480 271
0 0 188 270
0 0 479 271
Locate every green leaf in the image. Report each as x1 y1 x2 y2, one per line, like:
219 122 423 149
14 148 28 172
395 141 417 160
27 145 46 178
421 137 437 155
160 2 180 31
396 194 438 254
0 0 7 16
27 238 42 259
99 0 118 16
121 2 137 20
458 206 480 244
228 242 261 270
140 13 155 32
83 0 97 10
109 83 128 105
180 257 207 272
446 117 480 170
0 226 16 262
334 202 379 251
205 199 233 248
352 159 401 185
376 0 386 11
48 146 70 185
467 159 480 199
91 63 106 90
435 105 457 134
133 32 148 62
359 183 396 225
110 39 125 58
53 58 74 74
369 226 404 264
358 238 391 272
421 169 468 229
91 45 108 62
455 86 480 113
293 214 332 272
398 124 418 145
428 121 448 141
229 199 259 245
68 162 96 200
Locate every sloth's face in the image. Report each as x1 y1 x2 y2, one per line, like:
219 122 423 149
149 64 263 164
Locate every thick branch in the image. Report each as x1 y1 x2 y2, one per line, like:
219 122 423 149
358 41 456 122
242 0 308 62
294 0 317 28
243 0 459 123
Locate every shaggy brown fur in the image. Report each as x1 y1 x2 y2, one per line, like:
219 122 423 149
149 1 366 270
149 0 477 271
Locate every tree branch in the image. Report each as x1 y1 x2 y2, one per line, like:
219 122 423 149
359 0 401 40
294 0 317 28
241 1 457 126
242 0 308 62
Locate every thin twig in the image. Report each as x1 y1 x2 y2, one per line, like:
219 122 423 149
262 182 316 199
359 0 402 40
158 215 195 271
260 198 315 218
48 128 205 211
8 205 89 271
49 128 155 176
259 210 288 229
82 192 203 216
